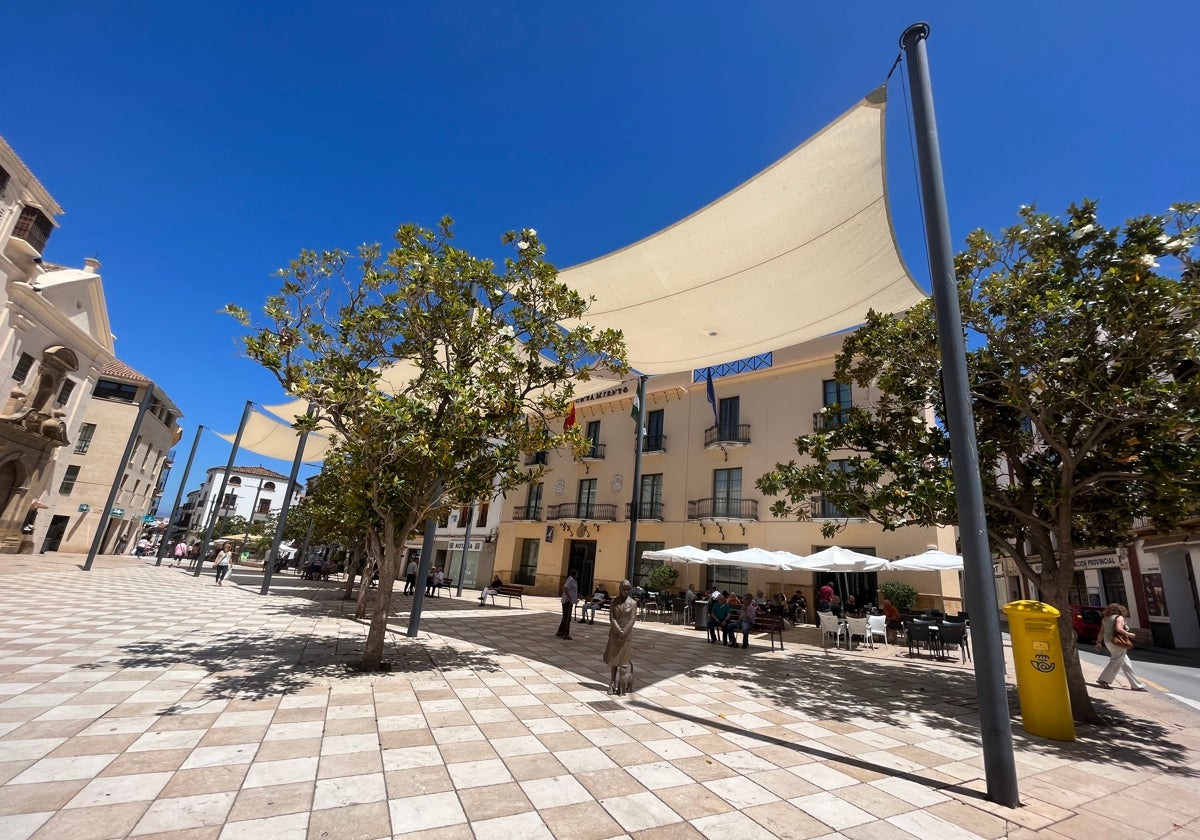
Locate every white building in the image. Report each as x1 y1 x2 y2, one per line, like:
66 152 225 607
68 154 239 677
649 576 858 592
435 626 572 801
178 465 302 538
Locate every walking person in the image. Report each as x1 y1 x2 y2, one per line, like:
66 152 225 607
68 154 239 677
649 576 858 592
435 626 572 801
404 557 418 595
556 569 578 640
172 539 188 567
213 542 233 586
1095 603 1147 690
604 580 637 693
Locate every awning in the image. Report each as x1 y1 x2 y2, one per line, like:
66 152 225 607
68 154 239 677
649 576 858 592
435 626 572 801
557 87 925 374
215 409 332 463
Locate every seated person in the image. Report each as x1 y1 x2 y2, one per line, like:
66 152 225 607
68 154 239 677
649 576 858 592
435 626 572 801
768 592 787 617
479 576 504 605
845 594 859 616
829 594 844 618
579 582 610 624
788 591 807 624
726 592 742 608
755 590 768 605
708 593 731 644
882 598 903 635
736 597 759 649
432 568 446 595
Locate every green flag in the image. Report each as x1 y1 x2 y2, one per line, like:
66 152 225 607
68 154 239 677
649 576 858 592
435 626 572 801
630 393 640 424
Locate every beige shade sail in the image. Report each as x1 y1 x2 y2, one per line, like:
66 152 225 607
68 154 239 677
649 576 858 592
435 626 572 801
216 409 332 463
557 87 926 374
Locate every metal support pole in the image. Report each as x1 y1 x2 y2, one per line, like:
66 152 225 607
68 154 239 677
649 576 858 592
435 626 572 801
625 375 648 584
84 386 155 571
154 424 204 566
455 502 475 597
195 400 253 576
260 417 312 595
238 481 266 558
901 21 1019 807
407 484 444 637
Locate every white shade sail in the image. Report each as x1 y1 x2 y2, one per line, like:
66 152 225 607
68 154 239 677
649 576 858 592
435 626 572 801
890 550 964 571
557 87 926 374
216 409 332 463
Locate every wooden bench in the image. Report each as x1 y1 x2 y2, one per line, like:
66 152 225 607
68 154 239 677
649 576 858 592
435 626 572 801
576 595 612 623
726 609 785 651
484 584 524 608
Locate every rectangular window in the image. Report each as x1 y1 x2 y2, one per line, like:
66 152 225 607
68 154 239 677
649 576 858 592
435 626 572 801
93 379 139 402
584 419 602 458
59 465 81 495
577 478 597 518
713 468 742 518
256 499 271 515
438 510 450 528
476 502 489 527
822 379 852 428
12 352 34 384
75 423 97 454
56 379 76 406
705 543 750 593
516 538 540 586
525 483 543 519
814 459 851 518
637 473 663 519
633 541 666 588
718 396 739 437
645 409 665 451
222 493 237 510
458 505 471 527
129 437 142 467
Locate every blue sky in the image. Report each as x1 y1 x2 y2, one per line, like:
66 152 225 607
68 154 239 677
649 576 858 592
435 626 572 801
5 2 1197 510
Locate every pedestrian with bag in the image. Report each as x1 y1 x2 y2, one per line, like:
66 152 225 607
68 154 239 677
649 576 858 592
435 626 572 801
213 542 233 587
1095 603 1147 691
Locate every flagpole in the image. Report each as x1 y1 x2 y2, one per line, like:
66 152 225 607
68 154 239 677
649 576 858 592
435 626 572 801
195 400 253 577
625 375 648 583
901 21 1019 807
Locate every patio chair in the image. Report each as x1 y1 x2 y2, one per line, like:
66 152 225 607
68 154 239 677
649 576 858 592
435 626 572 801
938 622 971 663
818 611 847 650
866 614 888 648
904 620 935 658
846 616 872 650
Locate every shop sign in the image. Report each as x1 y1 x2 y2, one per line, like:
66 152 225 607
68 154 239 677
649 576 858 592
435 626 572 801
448 540 482 552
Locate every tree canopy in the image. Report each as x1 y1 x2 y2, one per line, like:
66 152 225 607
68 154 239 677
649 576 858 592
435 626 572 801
228 219 627 668
758 200 1199 722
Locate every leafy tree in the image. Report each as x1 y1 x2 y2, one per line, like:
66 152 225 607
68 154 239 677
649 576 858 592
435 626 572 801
229 219 626 670
213 515 249 540
758 201 1199 723
878 580 917 613
646 563 678 592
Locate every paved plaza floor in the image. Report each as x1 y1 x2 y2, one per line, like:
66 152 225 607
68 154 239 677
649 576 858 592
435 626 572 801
1 555 1198 840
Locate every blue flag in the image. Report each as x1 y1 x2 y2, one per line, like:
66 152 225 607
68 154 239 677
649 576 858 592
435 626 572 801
705 368 719 427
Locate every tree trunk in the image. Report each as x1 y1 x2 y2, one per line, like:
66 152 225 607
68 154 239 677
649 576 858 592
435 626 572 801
1037 567 1103 724
354 533 382 620
342 546 361 601
360 520 399 671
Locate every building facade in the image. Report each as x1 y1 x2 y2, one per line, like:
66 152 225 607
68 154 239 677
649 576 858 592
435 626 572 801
178 466 303 540
403 491 503 590
44 360 182 554
493 336 960 609
1 138 117 552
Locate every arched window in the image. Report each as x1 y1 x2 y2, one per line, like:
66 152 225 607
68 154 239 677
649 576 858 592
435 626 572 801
263 481 276 491
229 476 242 486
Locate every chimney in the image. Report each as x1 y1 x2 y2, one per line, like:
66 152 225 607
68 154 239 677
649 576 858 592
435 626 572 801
83 257 101 273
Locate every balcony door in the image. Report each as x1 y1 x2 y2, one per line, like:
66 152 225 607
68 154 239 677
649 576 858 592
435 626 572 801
639 473 663 519
577 478 597 519
712 468 742 518
718 396 739 438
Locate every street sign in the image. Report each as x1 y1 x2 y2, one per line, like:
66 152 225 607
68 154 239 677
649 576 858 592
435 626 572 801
110 508 124 517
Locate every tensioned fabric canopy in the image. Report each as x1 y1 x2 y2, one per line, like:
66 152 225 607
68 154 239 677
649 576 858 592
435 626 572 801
216 409 332 463
557 87 926 374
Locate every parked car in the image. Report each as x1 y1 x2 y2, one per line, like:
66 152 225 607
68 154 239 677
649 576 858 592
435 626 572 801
1071 605 1103 642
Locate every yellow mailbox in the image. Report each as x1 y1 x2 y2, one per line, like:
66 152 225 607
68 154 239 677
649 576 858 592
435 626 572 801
1002 600 1075 741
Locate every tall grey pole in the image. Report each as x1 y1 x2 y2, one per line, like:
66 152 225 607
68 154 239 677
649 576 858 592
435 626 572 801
154 424 204 566
454 502 475 597
260 416 312 595
195 400 253 576
625 375 648 583
84 386 155 571
238 481 266 558
901 22 1019 807
407 483 444 637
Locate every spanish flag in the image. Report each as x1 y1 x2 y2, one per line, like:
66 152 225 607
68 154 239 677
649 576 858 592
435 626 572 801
563 403 577 432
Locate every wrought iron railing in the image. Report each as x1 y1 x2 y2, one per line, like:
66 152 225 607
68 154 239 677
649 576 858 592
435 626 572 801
512 505 542 521
703 424 751 446
547 502 617 521
624 501 664 521
687 498 758 520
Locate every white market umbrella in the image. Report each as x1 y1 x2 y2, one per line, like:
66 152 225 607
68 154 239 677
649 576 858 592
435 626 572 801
890 549 964 571
718 547 804 572
641 545 721 565
797 545 892 572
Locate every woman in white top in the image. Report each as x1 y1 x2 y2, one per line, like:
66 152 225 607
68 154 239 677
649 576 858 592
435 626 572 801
213 543 233 586
1095 603 1146 691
